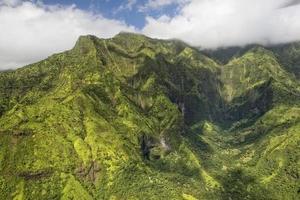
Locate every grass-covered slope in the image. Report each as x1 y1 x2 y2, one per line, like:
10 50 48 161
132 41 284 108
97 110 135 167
0 33 299 200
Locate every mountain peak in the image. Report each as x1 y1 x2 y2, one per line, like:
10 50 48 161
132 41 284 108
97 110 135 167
114 31 148 39
73 35 99 53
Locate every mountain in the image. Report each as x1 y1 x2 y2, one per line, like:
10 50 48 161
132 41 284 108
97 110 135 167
0 33 299 200
202 42 300 79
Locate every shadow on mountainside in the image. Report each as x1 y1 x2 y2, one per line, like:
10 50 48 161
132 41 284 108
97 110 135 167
219 168 273 200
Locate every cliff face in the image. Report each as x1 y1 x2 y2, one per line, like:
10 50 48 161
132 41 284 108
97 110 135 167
0 33 299 200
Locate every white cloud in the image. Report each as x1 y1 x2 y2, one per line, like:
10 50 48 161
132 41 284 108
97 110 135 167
0 0 21 6
142 0 300 49
1 0 300 70
144 0 178 9
139 0 188 12
125 0 138 10
115 0 137 13
0 1 135 69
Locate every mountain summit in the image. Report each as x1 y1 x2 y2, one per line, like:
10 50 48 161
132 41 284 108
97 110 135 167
0 33 299 200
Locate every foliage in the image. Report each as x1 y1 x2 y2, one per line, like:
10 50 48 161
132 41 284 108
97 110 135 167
0 33 299 199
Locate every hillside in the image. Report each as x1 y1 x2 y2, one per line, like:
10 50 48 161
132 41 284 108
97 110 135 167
0 33 299 200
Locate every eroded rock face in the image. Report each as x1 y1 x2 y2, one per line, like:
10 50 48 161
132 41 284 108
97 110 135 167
140 134 171 161
140 134 156 160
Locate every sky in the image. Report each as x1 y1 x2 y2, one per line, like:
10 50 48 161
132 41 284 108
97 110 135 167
0 0 300 69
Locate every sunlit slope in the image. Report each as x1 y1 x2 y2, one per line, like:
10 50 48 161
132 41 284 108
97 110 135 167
0 33 299 200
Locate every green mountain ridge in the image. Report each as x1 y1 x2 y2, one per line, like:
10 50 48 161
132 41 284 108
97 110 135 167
0 33 299 200
202 42 300 79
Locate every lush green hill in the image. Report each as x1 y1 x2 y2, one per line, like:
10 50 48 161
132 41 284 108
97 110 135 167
0 33 299 200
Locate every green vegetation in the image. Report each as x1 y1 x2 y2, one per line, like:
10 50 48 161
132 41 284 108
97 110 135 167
0 32 299 199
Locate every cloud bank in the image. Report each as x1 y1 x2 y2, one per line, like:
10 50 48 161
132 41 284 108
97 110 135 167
143 0 300 48
1 0 300 69
0 0 135 69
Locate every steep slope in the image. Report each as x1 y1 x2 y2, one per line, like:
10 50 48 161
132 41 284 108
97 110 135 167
221 47 300 122
0 33 299 200
0 33 224 200
270 42 300 79
217 46 300 199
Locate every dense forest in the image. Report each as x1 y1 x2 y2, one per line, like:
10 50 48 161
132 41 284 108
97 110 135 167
0 33 299 199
